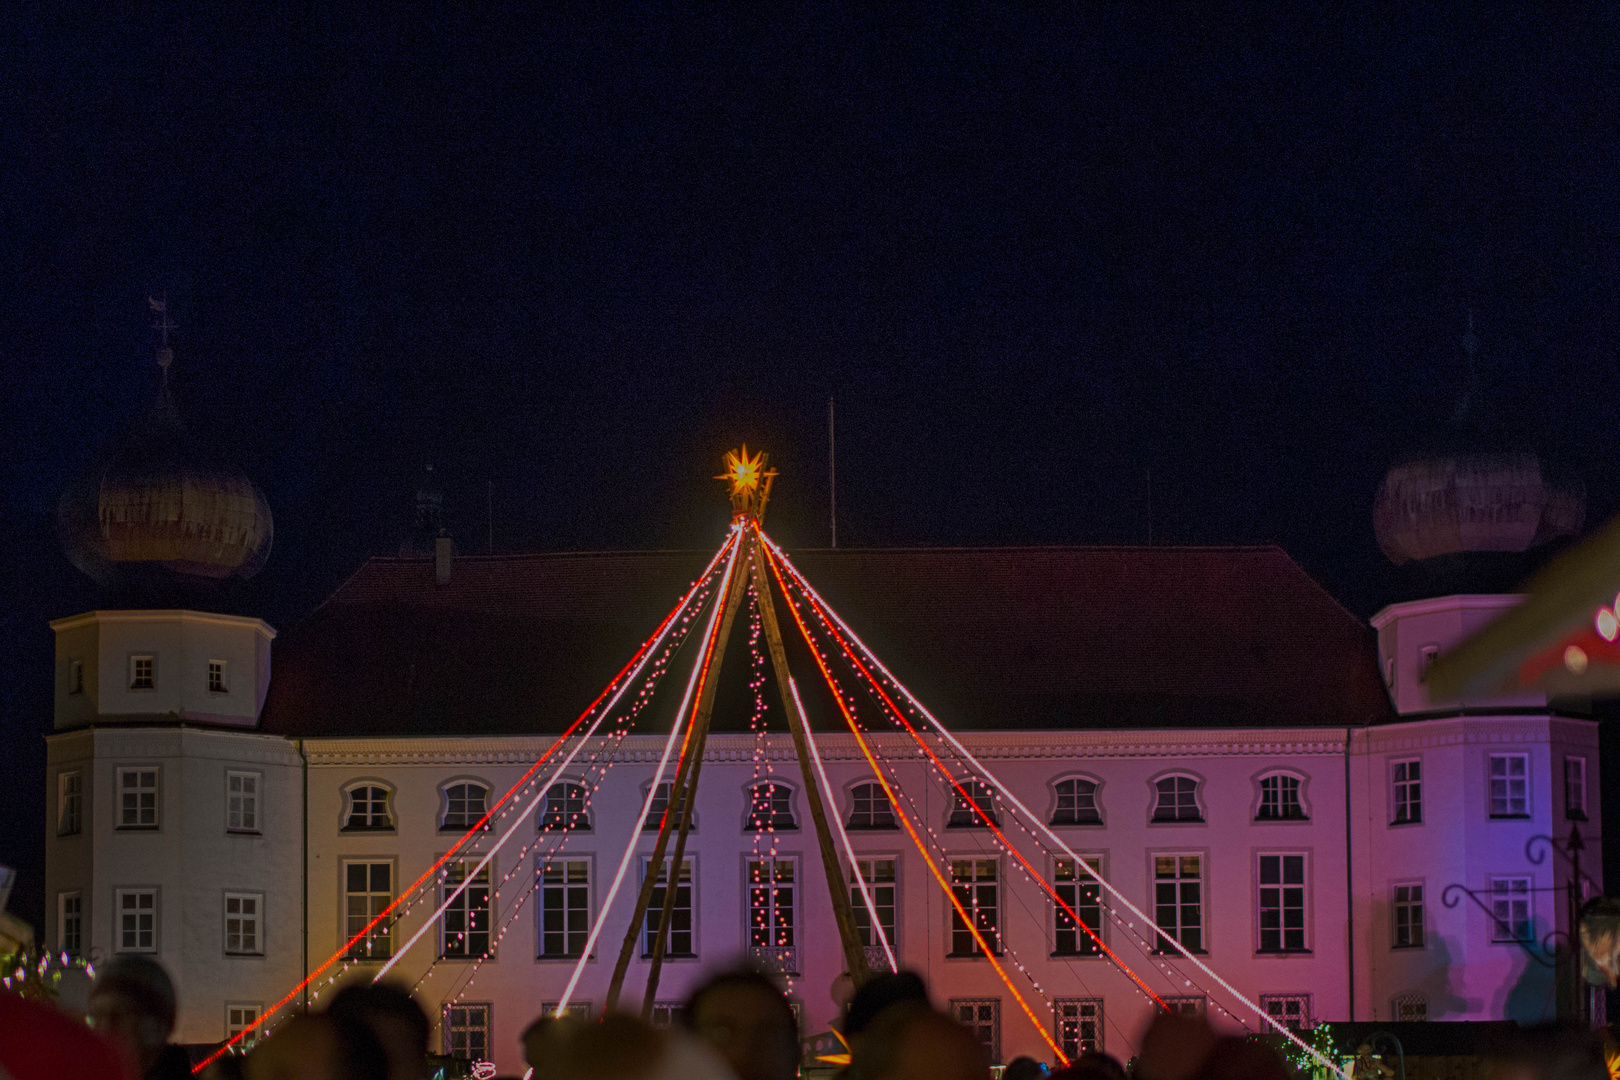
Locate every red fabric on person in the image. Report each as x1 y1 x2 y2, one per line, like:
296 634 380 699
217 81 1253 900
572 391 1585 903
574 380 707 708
0 992 135 1080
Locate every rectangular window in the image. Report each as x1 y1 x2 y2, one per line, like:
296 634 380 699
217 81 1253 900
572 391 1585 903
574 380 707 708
1163 996 1206 1018
747 858 797 974
443 1003 492 1062
1055 998 1103 1059
949 859 1000 956
1566 758 1588 820
539 859 591 959
224 893 263 955
58 771 83 836
1257 854 1308 953
1392 882 1424 948
851 858 898 962
441 860 492 959
1391 760 1421 825
117 767 159 829
642 858 694 958
1153 855 1203 953
649 1002 682 1029
208 660 227 693
344 861 393 959
226 1004 263 1049
1490 754 1530 817
116 888 157 952
227 771 260 833
951 999 1001 1065
542 1002 593 1022
129 655 154 690
1053 858 1104 957
59 892 82 956
1260 994 1312 1032
69 659 84 694
1490 876 1533 943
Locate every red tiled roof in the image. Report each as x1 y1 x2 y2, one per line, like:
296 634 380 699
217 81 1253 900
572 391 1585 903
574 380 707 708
260 545 1394 737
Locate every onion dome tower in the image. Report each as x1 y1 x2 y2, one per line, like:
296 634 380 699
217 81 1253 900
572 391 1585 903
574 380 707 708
1373 315 1583 589
57 302 274 603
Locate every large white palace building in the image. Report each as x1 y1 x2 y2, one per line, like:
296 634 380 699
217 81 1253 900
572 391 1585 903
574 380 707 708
41 544 1601 1073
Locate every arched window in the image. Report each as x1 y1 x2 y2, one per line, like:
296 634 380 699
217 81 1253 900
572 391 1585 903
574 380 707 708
1151 776 1202 823
643 780 695 831
847 782 897 830
541 782 591 831
441 782 490 831
745 782 797 831
947 780 1000 828
1256 774 1307 821
1051 778 1103 826
343 784 393 831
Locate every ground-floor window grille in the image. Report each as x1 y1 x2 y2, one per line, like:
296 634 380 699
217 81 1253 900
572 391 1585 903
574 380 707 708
950 999 1000 1065
443 1003 491 1062
1055 998 1103 1058
1391 992 1427 1022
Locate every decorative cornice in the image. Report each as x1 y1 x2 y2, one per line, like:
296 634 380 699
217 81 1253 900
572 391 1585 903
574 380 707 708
1353 714 1589 756
302 727 1352 767
49 609 277 639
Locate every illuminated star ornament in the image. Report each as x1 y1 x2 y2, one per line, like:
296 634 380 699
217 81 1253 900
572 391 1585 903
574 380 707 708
717 445 775 515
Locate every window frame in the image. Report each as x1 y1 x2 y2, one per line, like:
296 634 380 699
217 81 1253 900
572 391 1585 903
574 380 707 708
640 855 698 960
223 891 265 956
58 770 83 836
1054 997 1104 1059
1565 757 1588 821
115 886 159 953
744 781 799 833
949 998 1001 1066
442 1002 494 1062
225 1003 264 1049
1488 875 1534 944
1049 775 1105 828
340 781 396 833
1151 851 1206 954
850 856 899 958
1259 994 1313 1032
1149 773 1205 825
341 858 397 961
58 891 83 957
128 653 156 691
537 855 594 961
1252 771 1310 823
439 779 492 833
1389 758 1423 826
539 780 593 833
68 658 84 695
744 853 800 975
846 781 898 831
1488 753 1531 819
947 856 1001 958
1254 851 1311 955
439 856 494 961
208 659 228 694
1162 995 1207 1018
946 779 1001 829
116 765 161 831
226 770 262 835
1052 855 1106 958
1391 880 1425 950
642 779 697 832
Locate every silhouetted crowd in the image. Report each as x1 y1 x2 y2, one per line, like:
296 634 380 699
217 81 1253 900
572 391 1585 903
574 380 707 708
2 951 1616 1079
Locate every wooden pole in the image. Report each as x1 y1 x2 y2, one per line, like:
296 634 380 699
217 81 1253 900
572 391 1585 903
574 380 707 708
748 534 872 983
639 571 746 1014
604 547 749 1011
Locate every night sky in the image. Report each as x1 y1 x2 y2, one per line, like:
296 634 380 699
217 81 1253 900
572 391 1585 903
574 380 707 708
3 4 1619 928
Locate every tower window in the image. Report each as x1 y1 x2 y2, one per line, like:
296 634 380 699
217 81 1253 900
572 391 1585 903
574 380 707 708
129 655 155 691
208 661 227 693
69 659 84 695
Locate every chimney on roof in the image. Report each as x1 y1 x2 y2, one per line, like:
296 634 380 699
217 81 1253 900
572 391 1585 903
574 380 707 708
435 534 454 585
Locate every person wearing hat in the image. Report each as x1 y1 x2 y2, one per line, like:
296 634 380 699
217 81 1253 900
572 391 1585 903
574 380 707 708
89 955 192 1080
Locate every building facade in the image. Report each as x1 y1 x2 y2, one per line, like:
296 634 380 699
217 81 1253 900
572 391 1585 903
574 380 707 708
42 548 1601 1075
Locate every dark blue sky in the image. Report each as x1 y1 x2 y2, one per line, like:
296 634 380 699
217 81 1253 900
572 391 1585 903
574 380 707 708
3 3 1618 926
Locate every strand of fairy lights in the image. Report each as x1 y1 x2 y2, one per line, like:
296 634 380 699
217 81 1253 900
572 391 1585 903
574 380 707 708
759 532 1347 1078
789 675 898 973
758 537 1069 1066
376 536 741 983
189 537 737 1075
554 529 744 1013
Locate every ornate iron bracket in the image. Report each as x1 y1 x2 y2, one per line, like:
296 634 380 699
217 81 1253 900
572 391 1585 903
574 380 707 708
1525 831 1602 896
1441 883 1557 967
